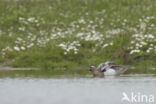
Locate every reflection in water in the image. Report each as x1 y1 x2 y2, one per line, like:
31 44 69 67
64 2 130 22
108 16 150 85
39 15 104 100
0 75 156 104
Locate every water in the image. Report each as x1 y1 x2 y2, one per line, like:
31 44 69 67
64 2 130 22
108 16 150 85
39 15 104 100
0 75 156 104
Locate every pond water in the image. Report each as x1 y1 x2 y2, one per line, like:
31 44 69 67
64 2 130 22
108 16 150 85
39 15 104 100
0 74 156 104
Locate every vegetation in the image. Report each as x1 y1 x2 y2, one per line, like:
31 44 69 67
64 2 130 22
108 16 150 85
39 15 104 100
0 0 155 74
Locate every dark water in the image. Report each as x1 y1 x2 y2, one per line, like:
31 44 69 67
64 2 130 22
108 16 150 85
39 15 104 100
0 74 156 104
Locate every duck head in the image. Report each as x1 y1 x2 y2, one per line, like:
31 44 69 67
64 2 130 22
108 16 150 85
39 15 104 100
89 65 96 72
89 65 104 78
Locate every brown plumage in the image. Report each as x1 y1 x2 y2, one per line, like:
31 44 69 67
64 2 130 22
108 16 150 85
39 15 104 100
89 66 104 78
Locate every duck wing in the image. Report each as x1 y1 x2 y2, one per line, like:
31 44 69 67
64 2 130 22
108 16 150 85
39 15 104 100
115 67 128 75
96 63 107 72
97 62 118 72
107 62 118 66
97 62 128 75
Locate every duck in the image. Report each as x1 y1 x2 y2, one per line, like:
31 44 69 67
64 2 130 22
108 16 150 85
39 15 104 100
89 62 128 77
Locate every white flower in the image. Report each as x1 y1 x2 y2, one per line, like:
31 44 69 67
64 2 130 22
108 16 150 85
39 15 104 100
74 51 78 54
21 46 25 50
140 41 147 45
148 47 153 50
131 41 135 44
106 29 123 35
78 19 85 24
27 43 34 48
151 24 155 27
64 52 67 55
140 22 146 30
136 43 140 47
139 45 143 48
130 49 140 54
102 44 108 48
110 42 113 46
58 43 66 48
2 46 12 52
150 44 153 47
19 17 25 21
14 46 20 51
146 49 150 53
27 17 35 22
18 27 25 31
139 19 142 22
58 41 80 54
148 34 155 39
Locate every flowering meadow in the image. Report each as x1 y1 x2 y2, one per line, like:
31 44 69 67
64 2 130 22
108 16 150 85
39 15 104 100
0 0 155 73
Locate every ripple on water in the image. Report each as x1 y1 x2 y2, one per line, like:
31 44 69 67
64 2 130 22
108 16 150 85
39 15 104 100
0 75 156 104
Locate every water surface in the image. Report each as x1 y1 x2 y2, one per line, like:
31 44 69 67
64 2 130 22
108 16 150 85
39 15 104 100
0 74 156 104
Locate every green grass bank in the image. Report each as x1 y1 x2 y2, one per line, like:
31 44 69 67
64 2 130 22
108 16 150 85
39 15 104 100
0 0 155 74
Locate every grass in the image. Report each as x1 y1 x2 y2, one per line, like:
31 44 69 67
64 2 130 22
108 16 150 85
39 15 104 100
0 0 155 75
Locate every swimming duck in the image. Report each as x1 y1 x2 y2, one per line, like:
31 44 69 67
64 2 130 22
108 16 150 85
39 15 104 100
89 62 128 77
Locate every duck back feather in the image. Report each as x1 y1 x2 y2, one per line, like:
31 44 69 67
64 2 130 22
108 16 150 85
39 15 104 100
97 62 118 72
